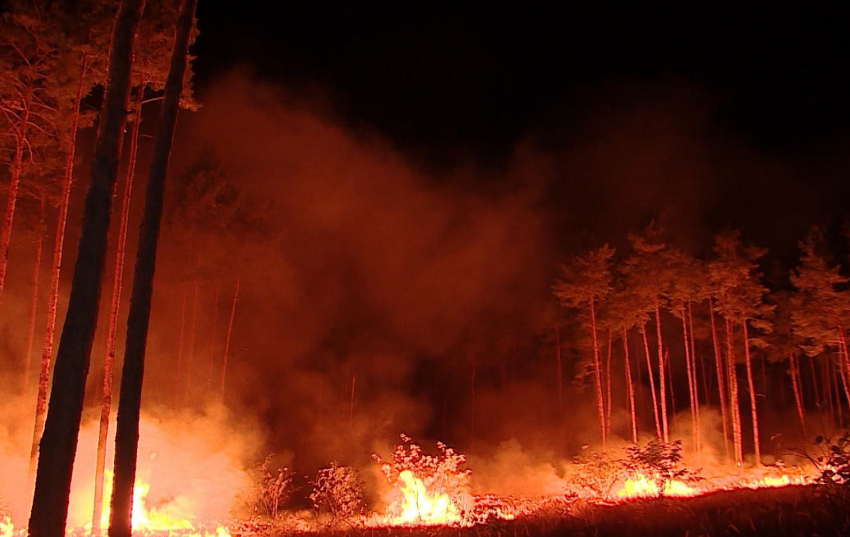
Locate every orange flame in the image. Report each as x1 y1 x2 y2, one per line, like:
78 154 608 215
383 470 463 526
614 473 697 499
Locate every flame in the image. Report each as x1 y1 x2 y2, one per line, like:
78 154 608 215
1 515 16 537
384 470 462 526
614 473 697 499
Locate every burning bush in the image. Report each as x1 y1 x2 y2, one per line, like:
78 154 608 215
617 440 701 497
310 462 365 525
372 434 473 526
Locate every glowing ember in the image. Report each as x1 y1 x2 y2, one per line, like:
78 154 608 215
385 470 462 526
615 473 697 499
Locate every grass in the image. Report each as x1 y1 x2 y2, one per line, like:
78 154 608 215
255 485 850 537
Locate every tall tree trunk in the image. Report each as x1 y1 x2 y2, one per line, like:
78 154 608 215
219 279 239 400
641 324 662 440
836 330 850 420
605 329 613 438
654 303 669 442
186 279 199 399
174 291 187 411
207 282 221 390
709 297 730 460
622 328 638 443
725 317 743 469
28 3 144 535
681 306 699 459
92 83 145 535
349 374 356 421
808 353 827 432
789 352 807 440
825 357 835 426
469 351 476 452
23 192 45 393
555 325 562 413
589 298 607 453
0 91 31 306
27 53 90 483
109 1 195 535
741 320 761 466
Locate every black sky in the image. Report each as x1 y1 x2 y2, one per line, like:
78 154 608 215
194 2 849 163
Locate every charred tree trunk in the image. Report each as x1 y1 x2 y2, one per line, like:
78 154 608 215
469 352 476 452
219 280 239 400
655 303 669 443
92 83 145 535
622 328 638 443
741 320 761 466
589 297 607 453
709 297 730 460
28 3 144 536
641 323 662 440
207 282 221 390
23 192 45 393
28 54 91 483
108 1 195 535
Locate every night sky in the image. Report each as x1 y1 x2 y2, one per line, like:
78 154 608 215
194 3 848 163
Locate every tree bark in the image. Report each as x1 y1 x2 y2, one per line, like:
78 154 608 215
28 53 90 483
655 303 669 442
28 2 144 535
741 320 761 466
92 83 145 535
622 328 638 443
108 1 195 535
23 192 45 393
641 324 662 440
219 279 239 400
709 297 730 460
589 298 607 453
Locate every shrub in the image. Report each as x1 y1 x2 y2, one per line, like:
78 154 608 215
310 462 365 524
245 454 294 519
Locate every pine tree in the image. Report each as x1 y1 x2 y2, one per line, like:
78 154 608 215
554 244 615 453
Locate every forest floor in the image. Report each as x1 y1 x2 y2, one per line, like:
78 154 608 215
262 485 850 537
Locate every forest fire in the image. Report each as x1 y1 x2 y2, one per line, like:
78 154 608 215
3 1 850 536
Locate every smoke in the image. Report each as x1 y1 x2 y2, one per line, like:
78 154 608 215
0 394 258 527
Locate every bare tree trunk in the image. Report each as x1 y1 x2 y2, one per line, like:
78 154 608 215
219 280 239 400
0 91 31 306
789 352 807 440
641 324 662 440
28 2 144 535
689 303 707 405
709 297 730 460
92 83 145 535
655 303 669 442
555 326 562 413
825 357 836 425
23 192 45 393
469 351 476 452
605 329 613 438
347 374 356 421
836 330 850 420
623 328 638 443
206 282 220 390
186 279 199 399
681 306 699 459
109 1 195 534
725 317 743 469
589 298 607 453
741 320 761 466
27 53 91 484
808 353 827 432
174 291 187 410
